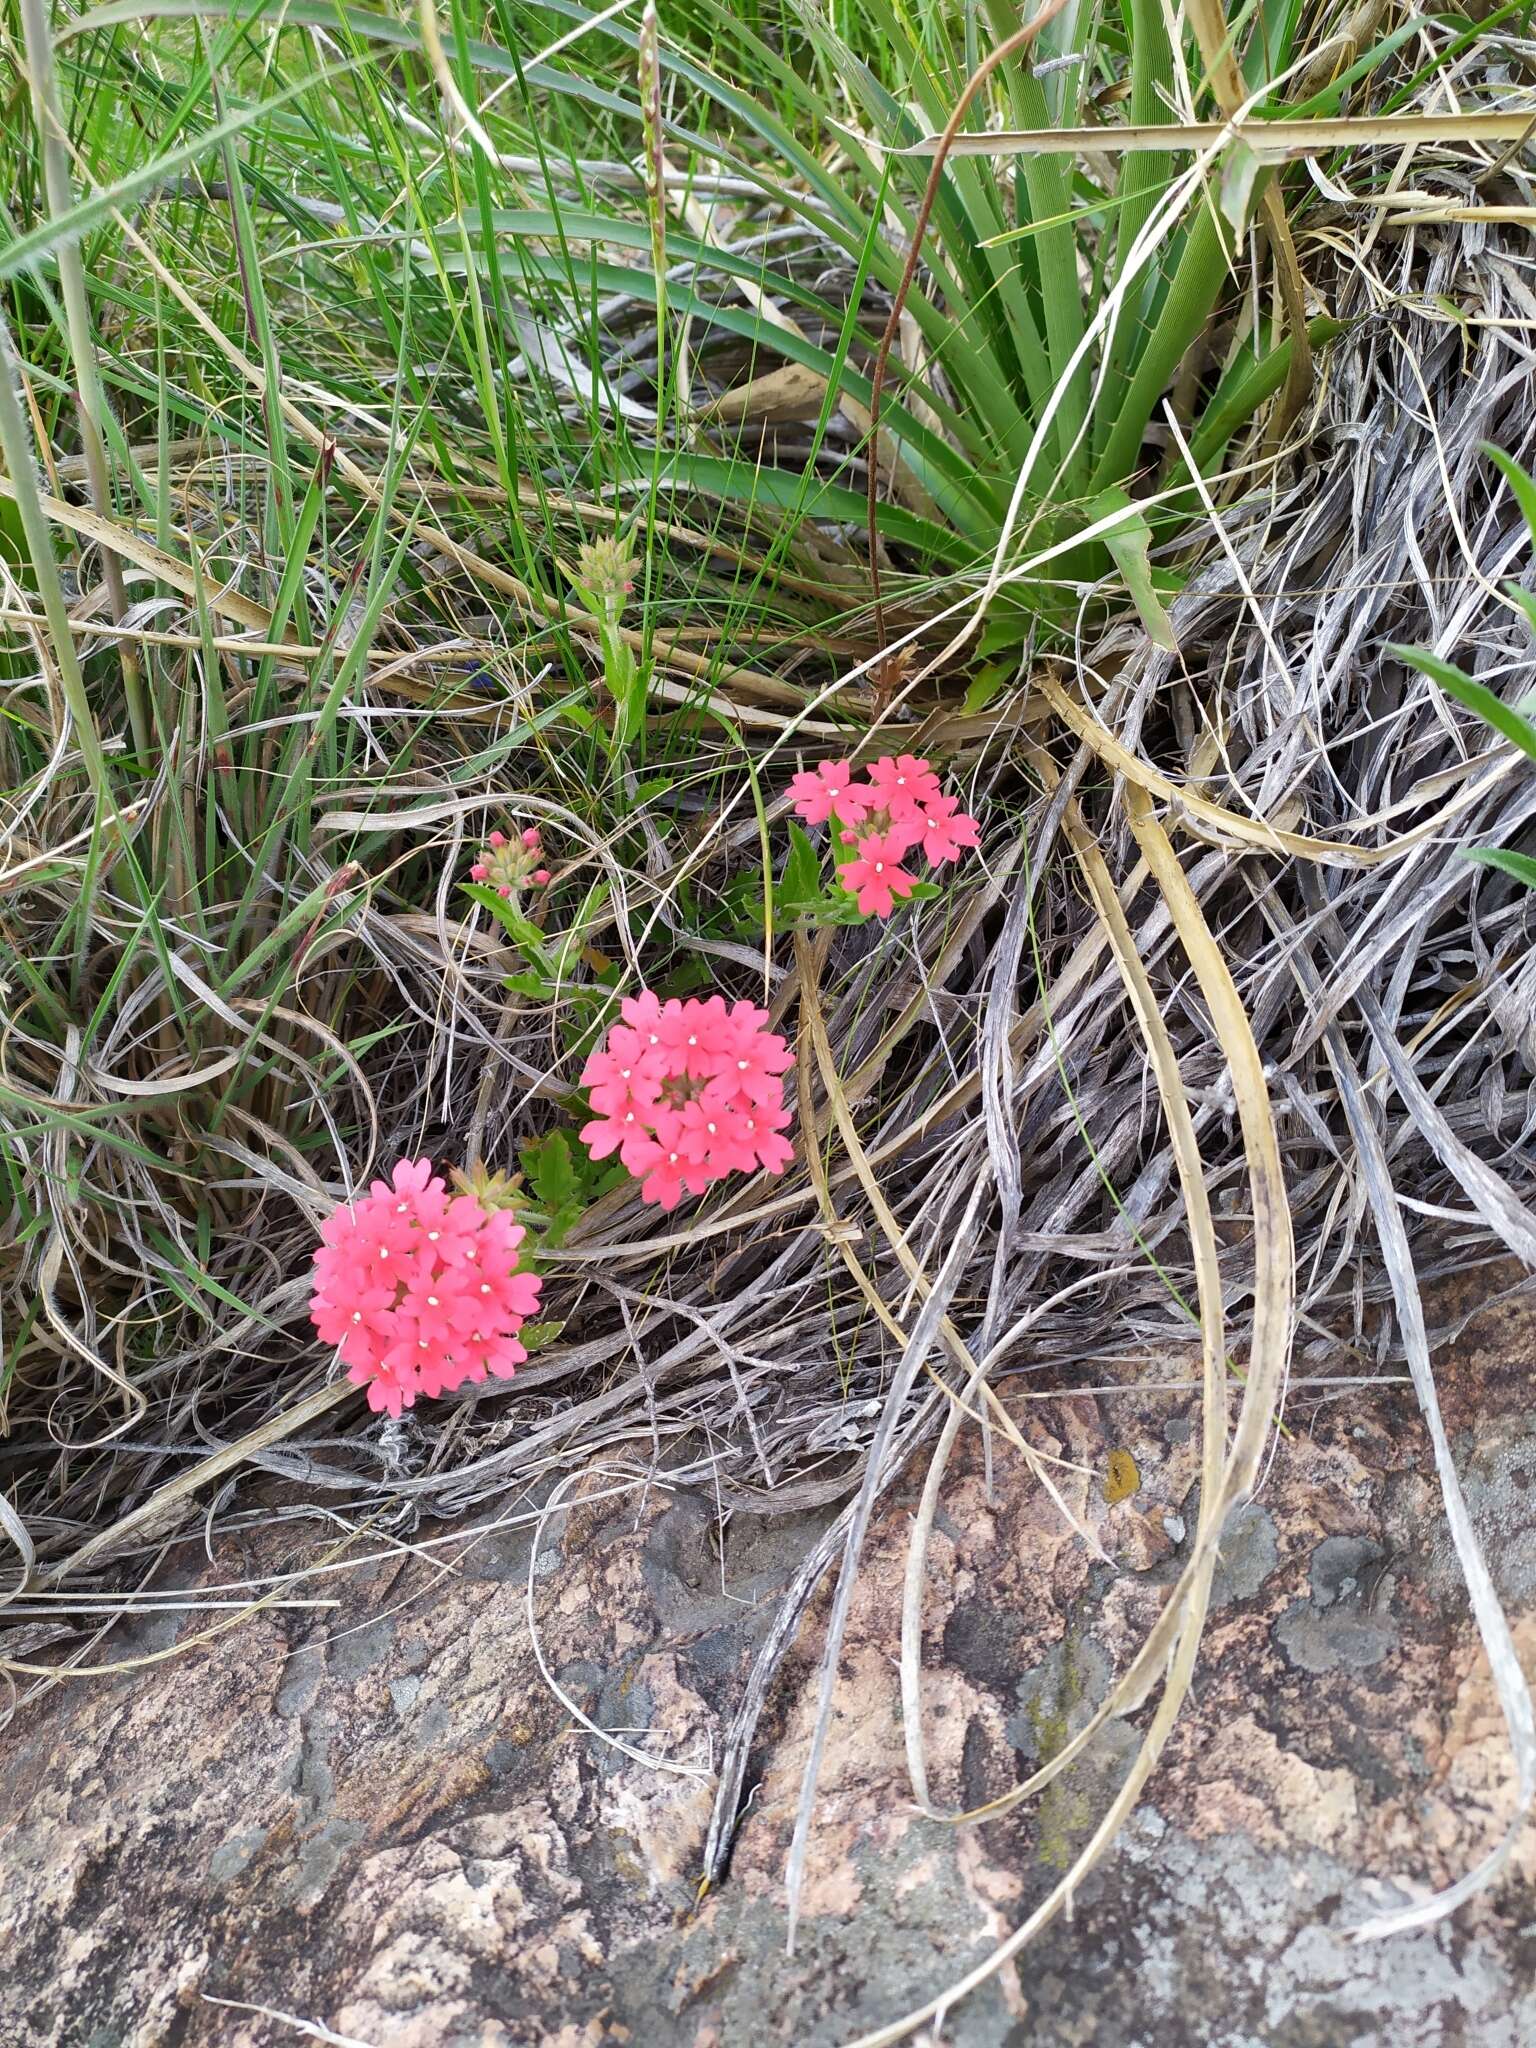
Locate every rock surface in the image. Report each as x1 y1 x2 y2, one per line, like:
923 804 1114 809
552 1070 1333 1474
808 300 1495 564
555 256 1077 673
4 1288 1535 2047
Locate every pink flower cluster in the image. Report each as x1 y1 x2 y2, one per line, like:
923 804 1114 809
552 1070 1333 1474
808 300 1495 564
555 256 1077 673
786 754 980 916
580 991 794 1210
471 824 550 896
310 1160 542 1416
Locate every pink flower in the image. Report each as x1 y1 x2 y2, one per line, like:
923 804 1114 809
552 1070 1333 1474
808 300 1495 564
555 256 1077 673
787 759 869 827
674 1088 761 1176
628 1128 714 1212
655 992 735 1080
619 989 667 1047
865 753 943 814
308 1159 542 1415
581 1026 666 1119
842 832 918 918
741 1103 795 1174
783 753 981 915
914 792 981 864
579 1103 657 1173
581 993 795 1211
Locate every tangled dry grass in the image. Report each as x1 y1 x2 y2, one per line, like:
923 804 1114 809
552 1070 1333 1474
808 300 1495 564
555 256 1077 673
3 12 1536 2035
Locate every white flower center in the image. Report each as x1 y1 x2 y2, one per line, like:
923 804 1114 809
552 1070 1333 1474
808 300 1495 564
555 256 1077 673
351 1311 362 1324
426 1295 440 1308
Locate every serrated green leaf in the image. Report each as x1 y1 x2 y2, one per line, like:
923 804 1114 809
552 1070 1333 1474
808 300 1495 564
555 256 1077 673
522 1131 583 1213
540 1200 585 1250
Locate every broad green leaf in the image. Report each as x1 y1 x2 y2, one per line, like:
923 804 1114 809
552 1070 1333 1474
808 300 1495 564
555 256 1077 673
504 969 555 1000
782 821 824 906
962 663 1015 715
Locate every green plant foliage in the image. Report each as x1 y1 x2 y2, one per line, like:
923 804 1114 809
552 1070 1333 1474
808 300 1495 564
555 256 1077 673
453 0 1406 642
520 1129 627 1245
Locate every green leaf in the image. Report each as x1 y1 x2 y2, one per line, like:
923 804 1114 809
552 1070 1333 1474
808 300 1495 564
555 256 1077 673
1091 488 1178 652
1485 443 1536 547
522 1131 583 1213
462 883 557 970
518 1318 567 1354
1388 645 1536 764
963 663 1014 715
781 820 824 906
608 641 647 754
503 969 554 1000
1467 845 1536 890
1219 141 1264 233
542 1202 585 1249
640 451 980 564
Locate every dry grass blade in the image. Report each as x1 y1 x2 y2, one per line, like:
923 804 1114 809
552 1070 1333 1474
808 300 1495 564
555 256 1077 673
1039 669 1521 866
900 112 1536 158
842 782 1296 2046
898 773 1231 1825
1279 882 1535 1938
